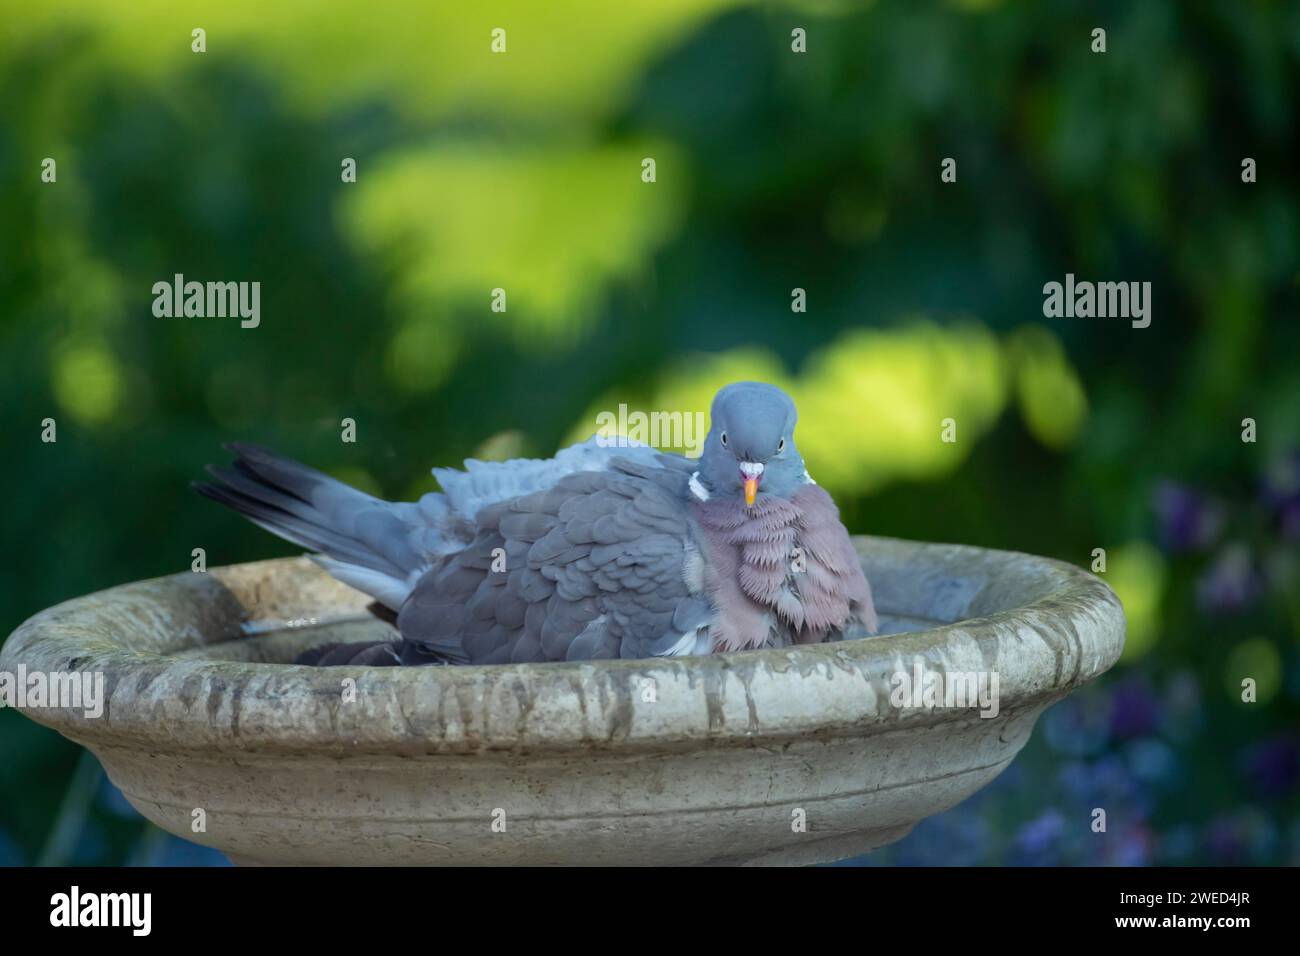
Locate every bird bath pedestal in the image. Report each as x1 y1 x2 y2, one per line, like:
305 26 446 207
1 536 1124 865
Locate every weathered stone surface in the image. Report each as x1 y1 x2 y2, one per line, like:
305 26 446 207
0 536 1124 865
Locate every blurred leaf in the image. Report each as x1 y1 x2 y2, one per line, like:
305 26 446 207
342 142 686 346
1009 324 1088 450
1110 541 1168 661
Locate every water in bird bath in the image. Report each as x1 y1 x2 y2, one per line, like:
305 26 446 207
174 568 988 663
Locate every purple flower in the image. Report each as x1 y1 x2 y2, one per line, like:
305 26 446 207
1242 735 1300 799
1204 810 1281 865
1260 451 1300 503
1058 754 1150 819
1153 481 1223 553
1109 676 1162 740
1278 499 1300 541
1007 809 1066 866
1204 817 1246 863
1261 452 1300 540
1043 694 1111 756
894 808 992 866
1196 544 1263 614
1102 823 1154 867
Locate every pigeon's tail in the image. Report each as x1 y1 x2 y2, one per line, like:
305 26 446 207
193 443 431 613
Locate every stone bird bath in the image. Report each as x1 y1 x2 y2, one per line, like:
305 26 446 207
1 536 1124 865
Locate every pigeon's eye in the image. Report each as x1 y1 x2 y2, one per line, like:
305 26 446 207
720 431 728 447
777 438 785 453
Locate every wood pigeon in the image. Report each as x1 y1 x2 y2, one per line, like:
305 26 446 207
194 382 878 665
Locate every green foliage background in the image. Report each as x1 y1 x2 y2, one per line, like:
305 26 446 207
1 0 1298 865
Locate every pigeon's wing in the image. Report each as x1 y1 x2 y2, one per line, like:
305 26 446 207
427 436 670 522
194 437 674 617
396 457 713 664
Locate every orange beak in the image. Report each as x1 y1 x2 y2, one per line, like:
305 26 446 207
743 476 758 507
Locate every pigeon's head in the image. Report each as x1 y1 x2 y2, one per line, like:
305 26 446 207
698 382 806 507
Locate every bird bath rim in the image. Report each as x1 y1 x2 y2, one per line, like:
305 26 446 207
2 536 1125 757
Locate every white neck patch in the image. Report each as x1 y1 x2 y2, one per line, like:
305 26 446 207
689 471 710 501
